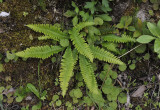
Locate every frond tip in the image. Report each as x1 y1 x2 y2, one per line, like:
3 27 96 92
27 24 68 41
79 54 99 94
59 47 75 97
16 45 64 59
90 45 124 65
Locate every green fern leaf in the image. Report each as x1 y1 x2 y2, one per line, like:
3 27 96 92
102 42 119 54
16 45 64 59
90 45 124 65
70 30 94 62
27 24 68 41
74 22 95 31
103 34 136 43
72 49 78 64
79 54 99 94
59 47 75 97
99 25 115 35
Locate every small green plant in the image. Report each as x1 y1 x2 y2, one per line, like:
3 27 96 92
99 64 127 109
4 50 18 63
51 57 56 63
150 0 160 10
149 10 154 16
65 101 73 110
69 88 83 104
135 105 142 110
119 64 127 71
27 83 47 110
129 63 136 70
14 83 47 110
27 83 47 98
54 78 59 86
21 105 29 110
23 12 29 17
75 72 85 87
82 96 93 106
137 20 160 58
119 59 137 71
143 53 150 60
0 85 14 104
49 94 62 107
133 18 148 38
116 16 136 32
14 86 30 102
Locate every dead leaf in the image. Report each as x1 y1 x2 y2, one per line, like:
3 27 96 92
131 85 146 97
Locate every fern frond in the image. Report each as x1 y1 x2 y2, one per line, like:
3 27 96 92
79 54 99 94
70 30 94 62
103 34 136 43
27 24 68 41
74 22 95 31
90 45 124 65
72 49 78 64
102 42 119 54
16 45 64 59
59 47 75 97
99 25 115 35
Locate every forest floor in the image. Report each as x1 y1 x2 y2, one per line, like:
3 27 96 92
0 0 160 110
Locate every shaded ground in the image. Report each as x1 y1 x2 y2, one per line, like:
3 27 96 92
0 0 67 109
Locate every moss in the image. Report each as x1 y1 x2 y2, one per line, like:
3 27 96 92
0 0 57 89
0 0 70 107
0 0 43 51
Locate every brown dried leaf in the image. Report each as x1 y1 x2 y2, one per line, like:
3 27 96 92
131 85 146 97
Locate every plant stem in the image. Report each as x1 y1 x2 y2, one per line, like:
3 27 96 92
118 44 142 58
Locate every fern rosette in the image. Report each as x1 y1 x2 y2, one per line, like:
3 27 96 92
16 21 125 97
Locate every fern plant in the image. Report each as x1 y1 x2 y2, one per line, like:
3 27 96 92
16 22 123 97
15 1 135 98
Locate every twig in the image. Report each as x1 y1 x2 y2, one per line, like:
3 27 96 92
118 44 142 59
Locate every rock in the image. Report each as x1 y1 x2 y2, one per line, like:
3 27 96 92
0 11 10 17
